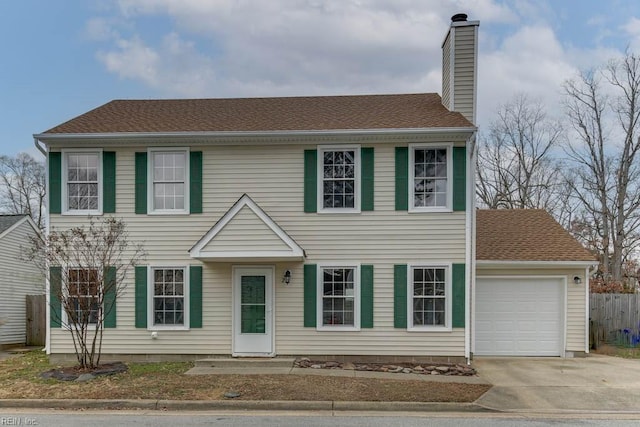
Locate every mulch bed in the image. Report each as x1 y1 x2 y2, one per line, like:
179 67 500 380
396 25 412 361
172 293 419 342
40 362 128 381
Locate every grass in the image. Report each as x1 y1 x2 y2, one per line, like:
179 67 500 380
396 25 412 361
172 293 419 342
0 351 490 402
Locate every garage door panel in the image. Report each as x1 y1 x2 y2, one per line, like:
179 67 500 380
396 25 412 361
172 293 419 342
475 278 564 356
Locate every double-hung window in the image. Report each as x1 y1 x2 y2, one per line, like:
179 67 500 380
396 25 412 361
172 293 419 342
149 267 188 329
318 146 360 213
317 265 360 330
64 151 101 214
409 265 451 330
67 268 100 325
149 150 188 213
410 144 452 211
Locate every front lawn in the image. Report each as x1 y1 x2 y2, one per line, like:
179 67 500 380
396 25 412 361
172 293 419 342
0 351 490 402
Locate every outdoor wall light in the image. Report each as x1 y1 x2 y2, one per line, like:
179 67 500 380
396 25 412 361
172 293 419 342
283 270 292 285
573 276 582 285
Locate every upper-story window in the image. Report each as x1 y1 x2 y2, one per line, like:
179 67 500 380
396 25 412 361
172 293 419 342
318 146 360 213
410 144 452 212
149 149 189 214
63 151 102 214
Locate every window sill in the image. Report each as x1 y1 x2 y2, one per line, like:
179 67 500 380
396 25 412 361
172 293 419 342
316 326 361 332
408 207 453 214
148 326 189 331
317 208 362 214
62 210 103 216
146 210 190 216
407 326 452 332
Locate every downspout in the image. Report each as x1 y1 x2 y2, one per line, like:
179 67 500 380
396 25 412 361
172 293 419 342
34 136 51 354
33 136 46 156
464 131 477 363
585 263 596 354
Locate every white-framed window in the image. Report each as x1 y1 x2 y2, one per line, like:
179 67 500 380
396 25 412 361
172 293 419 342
409 144 452 212
408 264 451 331
148 148 189 214
62 150 102 214
317 264 360 331
148 266 189 330
317 146 361 213
66 268 100 326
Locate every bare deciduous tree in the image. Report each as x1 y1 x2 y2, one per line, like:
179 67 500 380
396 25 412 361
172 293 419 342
24 217 145 369
0 153 45 228
476 94 566 215
564 51 640 281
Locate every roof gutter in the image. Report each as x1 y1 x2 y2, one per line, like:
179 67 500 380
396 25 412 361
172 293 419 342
477 260 598 269
33 126 478 143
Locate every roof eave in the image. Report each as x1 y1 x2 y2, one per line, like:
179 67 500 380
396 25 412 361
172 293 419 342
477 260 598 269
34 126 477 145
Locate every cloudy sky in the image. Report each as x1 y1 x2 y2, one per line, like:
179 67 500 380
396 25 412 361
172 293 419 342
1 0 638 156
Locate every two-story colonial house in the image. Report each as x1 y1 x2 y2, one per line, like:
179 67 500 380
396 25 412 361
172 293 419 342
35 14 595 363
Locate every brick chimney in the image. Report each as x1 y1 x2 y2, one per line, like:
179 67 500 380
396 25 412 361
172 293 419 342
441 13 479 125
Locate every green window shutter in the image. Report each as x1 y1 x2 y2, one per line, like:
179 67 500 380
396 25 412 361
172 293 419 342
49 152 62 214
190 265 203 328
104 266 117 328
135 266 147 328
361 147 374 211
451 263 465 328
395 147 408 211
49 266 62 328
303 264 317 327
134 152 147 214
452 147 466 211
103 151 116 213
304 150 317 213
394 264 407 328
360 264 374 328
190 151 203 214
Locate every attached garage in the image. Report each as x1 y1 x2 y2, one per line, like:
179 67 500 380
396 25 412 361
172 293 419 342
475 277 564 356
475 210 596 358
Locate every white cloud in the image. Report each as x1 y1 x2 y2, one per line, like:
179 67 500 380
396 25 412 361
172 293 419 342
97 37 160 86
622 17 640 50
88 0 631 134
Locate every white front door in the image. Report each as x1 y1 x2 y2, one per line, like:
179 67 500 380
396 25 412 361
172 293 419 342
232 266 274 356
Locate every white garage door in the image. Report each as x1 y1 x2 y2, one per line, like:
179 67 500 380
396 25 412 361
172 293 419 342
475 278 564 356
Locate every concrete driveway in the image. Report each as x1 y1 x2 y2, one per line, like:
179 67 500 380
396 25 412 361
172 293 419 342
474 354 640 412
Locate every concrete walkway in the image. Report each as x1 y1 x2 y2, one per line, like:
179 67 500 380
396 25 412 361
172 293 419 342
473 354 640 412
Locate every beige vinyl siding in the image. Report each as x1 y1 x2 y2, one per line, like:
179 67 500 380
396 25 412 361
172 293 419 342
476 268 587 353
441 31 452 111
452 25 477 124
0 220 43 346
201 205 291 252
49 141 467 357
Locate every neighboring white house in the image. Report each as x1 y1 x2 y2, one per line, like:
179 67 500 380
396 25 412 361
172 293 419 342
33 14 595 363
0 214 43 349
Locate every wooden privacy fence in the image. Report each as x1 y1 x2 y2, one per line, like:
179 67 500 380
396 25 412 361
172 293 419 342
590 293 640 348
26 295 45 346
